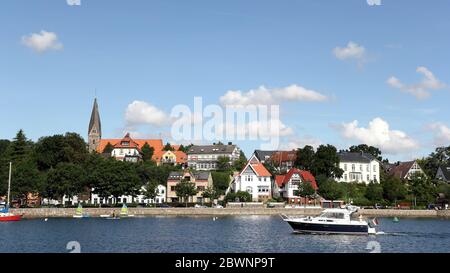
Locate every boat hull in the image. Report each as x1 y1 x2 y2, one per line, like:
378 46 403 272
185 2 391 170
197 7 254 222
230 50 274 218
286 220 369 235
0 215 22 222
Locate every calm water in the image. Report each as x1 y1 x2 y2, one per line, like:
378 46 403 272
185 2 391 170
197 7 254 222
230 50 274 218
0 216 449 253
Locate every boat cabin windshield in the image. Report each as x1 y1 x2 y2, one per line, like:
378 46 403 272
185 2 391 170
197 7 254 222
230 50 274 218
319 212 346 219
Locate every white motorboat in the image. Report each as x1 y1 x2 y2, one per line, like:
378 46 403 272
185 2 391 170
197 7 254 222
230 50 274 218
281 205 377 235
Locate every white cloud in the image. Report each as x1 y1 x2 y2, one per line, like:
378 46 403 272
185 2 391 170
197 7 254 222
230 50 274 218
21 30 63 53
333 41 367 62
125 100 169 127
280 136 322 150
337 117 419 154
387 66 446 99
220 85 328 106
429 123 450 146
366 0 382 6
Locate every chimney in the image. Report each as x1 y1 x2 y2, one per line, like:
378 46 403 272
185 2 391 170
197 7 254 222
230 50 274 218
228 142 232 145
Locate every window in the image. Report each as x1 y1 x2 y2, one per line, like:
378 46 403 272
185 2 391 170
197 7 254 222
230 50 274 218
344 164 347 171
373 175 377 182
197 186 205 191
258 186 269 193
373 165 377 172
171 186 176 191
367 174 370 181
352 164 355 172
246 186 253 193
367 165 369 172
344 174 348 181
360 164 363 171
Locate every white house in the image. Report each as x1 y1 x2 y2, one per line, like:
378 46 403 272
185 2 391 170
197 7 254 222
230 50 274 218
187 143 241 170
110 133 143 163
230 155 272 202
337 152 380 184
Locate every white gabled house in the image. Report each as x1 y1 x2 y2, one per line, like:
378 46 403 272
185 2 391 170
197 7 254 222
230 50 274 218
230 155 273 202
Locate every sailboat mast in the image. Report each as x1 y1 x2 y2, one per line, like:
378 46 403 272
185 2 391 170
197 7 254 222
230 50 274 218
7 162 12 206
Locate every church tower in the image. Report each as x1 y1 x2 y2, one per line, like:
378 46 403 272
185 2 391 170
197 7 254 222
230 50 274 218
88 98 102 152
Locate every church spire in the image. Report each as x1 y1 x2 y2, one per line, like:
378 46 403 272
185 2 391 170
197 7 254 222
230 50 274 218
88 98 102 152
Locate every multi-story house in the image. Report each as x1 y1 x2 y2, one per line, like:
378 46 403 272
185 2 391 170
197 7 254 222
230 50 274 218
386 160 426 180
230 155 272 202
166 171 213 203
274 168 318 204
153 149 187 167
187 143 240 170
436 165 450 183
111 133 143 162
338 152 380 184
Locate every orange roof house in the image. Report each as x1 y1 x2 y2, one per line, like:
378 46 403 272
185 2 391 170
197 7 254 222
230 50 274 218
97 136 186 165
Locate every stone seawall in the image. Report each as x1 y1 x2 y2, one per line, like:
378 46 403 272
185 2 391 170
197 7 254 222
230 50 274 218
10 207 450 219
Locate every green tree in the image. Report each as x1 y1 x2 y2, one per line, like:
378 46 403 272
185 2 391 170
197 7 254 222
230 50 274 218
381 175 407 205
418 146 450 178
294 145 315 171
178 144 193 153
102 142 114 154
232 151 247 171
217 156 231 172
318 179 344 206
45 163 87 205
365 181 383 203
313 145 343 179
174 179 198 206
296 182 316 207
8 130 33 163
89 159 141 202
143 179 159 205
163 143 175 151
0 140 10 156
202 187 220 201
11 159 44 205
225 191 252 203
347 144 383 161
34 133 88 171
141 143 155 162
211 171 231 195
409 173 436 207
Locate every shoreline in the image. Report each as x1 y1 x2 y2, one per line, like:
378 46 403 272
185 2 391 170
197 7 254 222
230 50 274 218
9 208 450 219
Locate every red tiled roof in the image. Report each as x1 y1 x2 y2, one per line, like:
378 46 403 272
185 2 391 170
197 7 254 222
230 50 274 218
112 133 141 151
251 163 272 177
275 175 285 187
96 137 187 163
276 168 318 190
270 150 297 163
240 158 272 177
97 138 163 153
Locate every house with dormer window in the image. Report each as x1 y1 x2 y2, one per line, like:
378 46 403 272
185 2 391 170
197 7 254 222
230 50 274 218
274 168 318 204
111 133 143 163
230 155 273 202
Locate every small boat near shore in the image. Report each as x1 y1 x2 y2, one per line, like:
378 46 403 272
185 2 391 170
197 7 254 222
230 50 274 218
281 205 378 235
73 203 90 218
0 162 22 222
119 204 135 218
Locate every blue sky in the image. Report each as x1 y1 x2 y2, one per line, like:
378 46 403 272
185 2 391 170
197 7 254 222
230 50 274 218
1 0 449 161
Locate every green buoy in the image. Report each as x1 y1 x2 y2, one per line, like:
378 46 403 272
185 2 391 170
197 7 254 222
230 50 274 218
393 217 399 223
